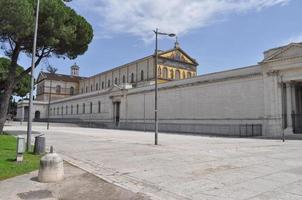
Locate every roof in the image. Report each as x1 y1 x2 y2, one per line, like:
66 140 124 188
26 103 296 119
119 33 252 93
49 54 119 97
38 72 85 83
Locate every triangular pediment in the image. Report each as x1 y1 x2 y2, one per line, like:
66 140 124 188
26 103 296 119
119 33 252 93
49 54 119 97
159 48 198 65
263 43 302 62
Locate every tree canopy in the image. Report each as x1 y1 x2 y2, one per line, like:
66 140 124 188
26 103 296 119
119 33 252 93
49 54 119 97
0 0 93 132
0 57 30 97
0 0 93 76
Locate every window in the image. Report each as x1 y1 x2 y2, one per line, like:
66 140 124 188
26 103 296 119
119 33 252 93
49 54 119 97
108 80 110 87
53 108 56 116
158 67 161 78
96 83 99 90
131 73 134 83
90 102 93 114
115 77 118 84
86 86 88 93
122 75 126 83
76 104 79 114
175 70 180 80
82 103 85 114
102 81 104 89
61 106 63 115
187 72 192 78
141 70 144 81
57 107 59 115
50 108 52 116
66 105 68 115
70 87 74 95
71 105 73 115
98 101 101 113
163 68 168 79
56 85 61 94
170 69 174 79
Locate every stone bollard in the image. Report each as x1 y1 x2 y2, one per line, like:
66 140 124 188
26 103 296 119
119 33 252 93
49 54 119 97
38 146 64 183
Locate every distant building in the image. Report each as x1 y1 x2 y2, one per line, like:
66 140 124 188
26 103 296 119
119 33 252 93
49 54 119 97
17 42 302 137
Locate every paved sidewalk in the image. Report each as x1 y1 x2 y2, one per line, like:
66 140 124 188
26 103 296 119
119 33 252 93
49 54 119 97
4 123 302 200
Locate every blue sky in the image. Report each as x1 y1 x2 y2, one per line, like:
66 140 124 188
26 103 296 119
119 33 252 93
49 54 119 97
8 0 302 77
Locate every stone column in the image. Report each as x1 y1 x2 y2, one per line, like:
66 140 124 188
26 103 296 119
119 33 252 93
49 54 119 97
285 82 293 133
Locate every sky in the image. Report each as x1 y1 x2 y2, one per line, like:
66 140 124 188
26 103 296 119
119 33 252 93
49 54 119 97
12 0 302 77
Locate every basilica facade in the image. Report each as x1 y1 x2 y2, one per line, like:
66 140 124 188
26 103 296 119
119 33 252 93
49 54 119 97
17 42 302 137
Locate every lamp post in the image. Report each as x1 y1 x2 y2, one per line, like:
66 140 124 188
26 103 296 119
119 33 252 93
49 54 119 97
26 0 40 151
153 28 176 145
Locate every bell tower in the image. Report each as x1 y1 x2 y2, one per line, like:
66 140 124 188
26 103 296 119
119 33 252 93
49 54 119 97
71 63 79 76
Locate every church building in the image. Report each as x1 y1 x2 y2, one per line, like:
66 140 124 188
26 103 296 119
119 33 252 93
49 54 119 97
17 42 302 137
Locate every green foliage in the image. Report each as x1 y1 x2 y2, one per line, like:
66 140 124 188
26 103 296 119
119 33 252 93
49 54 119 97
0 135 41 180
0 0 93 60
0 57 30 97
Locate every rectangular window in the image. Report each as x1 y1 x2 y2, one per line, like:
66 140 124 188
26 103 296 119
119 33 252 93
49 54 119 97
66 105 68 115
90 102 93 114
83 103 85 114
71 105 73 115
61 106 63 115
98 101 101 113
77 104 79 114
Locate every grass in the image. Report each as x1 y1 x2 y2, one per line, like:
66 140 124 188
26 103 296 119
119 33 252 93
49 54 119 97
0 134 41 180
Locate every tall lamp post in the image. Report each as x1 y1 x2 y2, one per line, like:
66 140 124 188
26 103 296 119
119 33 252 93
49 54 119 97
153 28 176 145
26 0 40 151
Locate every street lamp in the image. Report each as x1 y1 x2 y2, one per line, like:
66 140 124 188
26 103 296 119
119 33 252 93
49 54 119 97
26 0 40 151
153 28 176 145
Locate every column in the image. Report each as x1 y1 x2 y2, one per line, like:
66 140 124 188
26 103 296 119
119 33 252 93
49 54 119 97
286 82 293 132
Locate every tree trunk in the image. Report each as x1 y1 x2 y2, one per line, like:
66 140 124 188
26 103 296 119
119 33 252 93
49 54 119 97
0 45 20 133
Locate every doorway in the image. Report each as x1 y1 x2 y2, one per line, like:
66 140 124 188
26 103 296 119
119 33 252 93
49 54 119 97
113 102 120 127
34 111 41 120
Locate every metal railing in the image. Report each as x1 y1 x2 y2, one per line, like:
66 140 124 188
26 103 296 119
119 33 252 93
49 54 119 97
292 114 302 134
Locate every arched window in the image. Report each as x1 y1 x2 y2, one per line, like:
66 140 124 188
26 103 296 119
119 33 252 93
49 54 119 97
158 67 161 78
131 73 134 83
76 104 79 114
122 75 126 83
90 102 93 113
163 68 168 79
175 70 180 80
170 69 174 79
187 72 192 78
82 103 85 114
108 80 110 87
56 85 61 94
96 83 99 90
70 87 74 95
141 70 144 81
102 81 104 89
115 77 118 84
182 71 186 79
98 101 101 113
71 105 73 115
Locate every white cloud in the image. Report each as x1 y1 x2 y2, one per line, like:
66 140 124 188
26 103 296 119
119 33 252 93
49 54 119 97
74 0 289 42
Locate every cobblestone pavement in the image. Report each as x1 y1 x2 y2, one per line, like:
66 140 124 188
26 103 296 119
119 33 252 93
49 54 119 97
5 122 302 200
